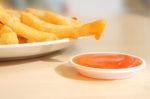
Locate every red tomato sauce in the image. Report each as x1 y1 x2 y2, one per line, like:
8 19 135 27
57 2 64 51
73 53 142 69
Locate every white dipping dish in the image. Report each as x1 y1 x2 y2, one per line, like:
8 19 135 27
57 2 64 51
69 52 146 80
0 38 76 61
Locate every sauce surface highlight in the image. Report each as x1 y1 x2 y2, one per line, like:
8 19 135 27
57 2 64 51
73 53 142 69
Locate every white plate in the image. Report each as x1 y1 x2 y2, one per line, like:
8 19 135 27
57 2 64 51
0 38 77 61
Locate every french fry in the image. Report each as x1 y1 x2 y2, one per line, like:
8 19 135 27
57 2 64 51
18 36 27 43
0 22 3 27
21 11 106 39
0 5 106 45
0 24 19 44
6 9 20 18
21 12 80 38
25 8 83 25
78 20 106 39
0 6 58 42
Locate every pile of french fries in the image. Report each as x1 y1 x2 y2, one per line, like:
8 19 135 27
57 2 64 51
0 5 106 44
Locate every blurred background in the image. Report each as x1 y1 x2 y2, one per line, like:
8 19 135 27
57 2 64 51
0 0 150 19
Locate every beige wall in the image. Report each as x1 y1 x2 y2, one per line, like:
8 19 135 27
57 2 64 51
66 0 124 20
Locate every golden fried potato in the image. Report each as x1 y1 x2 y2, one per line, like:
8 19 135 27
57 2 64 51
18 36 27 43
0 22 3 27
0 7 58 42
6 9 20 18
21 11 106 39
78 20 106 39
0 24 19 44
0 5 106 45
21 12 79 38
26 8 83 25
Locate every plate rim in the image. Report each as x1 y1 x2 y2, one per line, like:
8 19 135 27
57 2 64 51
0 38 76 48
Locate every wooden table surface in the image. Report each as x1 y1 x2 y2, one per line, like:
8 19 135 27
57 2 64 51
0 15 150 99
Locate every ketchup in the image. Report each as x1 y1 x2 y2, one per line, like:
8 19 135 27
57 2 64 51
73 53 142 69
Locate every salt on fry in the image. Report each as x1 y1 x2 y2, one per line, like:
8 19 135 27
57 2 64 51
26 8 83 25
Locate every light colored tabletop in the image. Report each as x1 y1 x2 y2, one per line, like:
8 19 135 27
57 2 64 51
0 14 150 99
